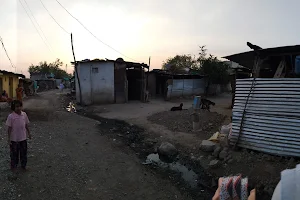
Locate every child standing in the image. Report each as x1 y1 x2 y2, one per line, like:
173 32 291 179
6 100 31 171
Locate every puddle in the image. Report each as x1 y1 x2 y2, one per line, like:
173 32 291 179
144 153 198 188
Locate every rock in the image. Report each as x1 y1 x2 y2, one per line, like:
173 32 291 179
144 138 157 147
200 140 216 152
223 147 229 152
213 146 222 157
157 142 178 158
209 159 221 168
153 146 158 153
130 143 136 148
227 158 234 164
224 154 233 162
197 156 204 161
219 150 228 160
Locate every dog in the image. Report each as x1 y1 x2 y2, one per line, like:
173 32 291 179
170 103 183 111
201 98 215 112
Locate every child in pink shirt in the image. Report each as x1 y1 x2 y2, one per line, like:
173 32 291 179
6 100 31 171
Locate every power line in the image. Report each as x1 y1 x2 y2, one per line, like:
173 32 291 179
55 0 141 63
0 36 16 70
23 0 54 52
18 0 54 55
39 0 70 34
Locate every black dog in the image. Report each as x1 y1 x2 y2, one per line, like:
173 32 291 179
201 98 215 112
170 103 183 111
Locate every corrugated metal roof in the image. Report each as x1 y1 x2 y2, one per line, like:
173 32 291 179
231 78 300 157
223 45 300 69
71 58 149 69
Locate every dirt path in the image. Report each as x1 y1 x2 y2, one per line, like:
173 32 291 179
0 91 193 200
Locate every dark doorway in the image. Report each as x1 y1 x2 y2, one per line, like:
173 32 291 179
156 76 169 99
0 78 2 95
9 77 13 98
127 68 143 101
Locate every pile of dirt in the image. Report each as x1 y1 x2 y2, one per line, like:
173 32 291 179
148 108 226 135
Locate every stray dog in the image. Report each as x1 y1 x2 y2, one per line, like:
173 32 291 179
170 103 183 111
201 98 215 112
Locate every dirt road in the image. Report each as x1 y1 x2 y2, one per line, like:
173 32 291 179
0 91 194 200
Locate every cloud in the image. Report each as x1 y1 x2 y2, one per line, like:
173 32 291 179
1 0 300 75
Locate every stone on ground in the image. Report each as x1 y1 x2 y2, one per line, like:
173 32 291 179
213 146 222 157
219 149 228 160
157 142 178 158
200 140 216 152
209 159 221 168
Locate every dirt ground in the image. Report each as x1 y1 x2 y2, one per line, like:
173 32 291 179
86 93 299 199
1 91 297 199
0 91 198 200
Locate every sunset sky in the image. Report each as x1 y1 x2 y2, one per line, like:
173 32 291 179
1 0 300 77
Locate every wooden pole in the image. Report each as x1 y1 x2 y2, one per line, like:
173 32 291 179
146 56 150 89
71 33 82 104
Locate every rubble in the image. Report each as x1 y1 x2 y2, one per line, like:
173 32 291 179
209 160 221 168
218 149 228 160
212 146 222 157
200 140 216 152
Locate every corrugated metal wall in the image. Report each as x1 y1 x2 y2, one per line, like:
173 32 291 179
167 78 208 98
231 78 300 157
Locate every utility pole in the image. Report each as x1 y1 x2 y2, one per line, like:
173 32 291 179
146 56 150 90
65 64 67 73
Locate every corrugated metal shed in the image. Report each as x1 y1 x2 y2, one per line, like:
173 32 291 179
231 78 300 157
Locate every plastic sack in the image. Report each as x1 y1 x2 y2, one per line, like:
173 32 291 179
220 123 232 135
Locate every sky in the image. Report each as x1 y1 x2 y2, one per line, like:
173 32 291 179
0 0 300 78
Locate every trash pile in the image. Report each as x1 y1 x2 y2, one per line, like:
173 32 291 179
66 102 76 113
200 123 233 168
207 123 232 145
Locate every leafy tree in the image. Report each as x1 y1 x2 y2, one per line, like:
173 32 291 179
161 45 229 84
200 54 230 84
29 59 71 79
162 55 197 74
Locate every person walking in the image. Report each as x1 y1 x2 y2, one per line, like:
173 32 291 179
59 82 65 92
16 84 23 102
33 81 38 95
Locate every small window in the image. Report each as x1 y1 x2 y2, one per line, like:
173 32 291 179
92 67 99 73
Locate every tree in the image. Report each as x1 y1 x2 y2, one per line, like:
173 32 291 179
28 59 71 79
162 55 197 74
200 54 229 84
161 45 229 84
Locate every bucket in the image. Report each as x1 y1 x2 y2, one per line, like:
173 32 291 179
193 96 201 109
